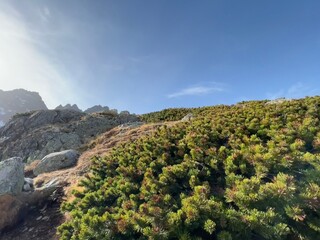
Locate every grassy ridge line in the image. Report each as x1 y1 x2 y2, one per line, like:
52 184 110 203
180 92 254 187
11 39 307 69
58 96 320 240
140 99 274 123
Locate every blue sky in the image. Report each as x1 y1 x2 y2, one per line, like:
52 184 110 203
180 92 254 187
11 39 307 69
0 1 319 113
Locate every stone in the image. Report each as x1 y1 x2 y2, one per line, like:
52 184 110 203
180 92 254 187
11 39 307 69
24 178 34 185
23 183 32 192
33 150 80 176
23 178 34 192
0 157 24 195
181 113 194 122
266 98 292 105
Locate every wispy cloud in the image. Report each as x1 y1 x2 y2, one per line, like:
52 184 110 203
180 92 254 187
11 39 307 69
39 6 51 22
168 83 225 98
266 82 319 100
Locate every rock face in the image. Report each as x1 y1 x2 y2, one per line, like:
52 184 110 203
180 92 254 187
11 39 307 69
55 104 82 112
0 157 24 195
34 150 79 176
84 105 110 114
0 109 139 163
0 89 47 127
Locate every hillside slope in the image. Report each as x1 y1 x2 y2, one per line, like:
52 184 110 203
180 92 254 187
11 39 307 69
59 97 320 240
0 122 166 240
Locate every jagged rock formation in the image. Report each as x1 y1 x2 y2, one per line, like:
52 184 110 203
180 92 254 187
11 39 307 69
0 89 47 127
56 104 131 116
0 109 139 163
84 105 110 114
55 104 82 112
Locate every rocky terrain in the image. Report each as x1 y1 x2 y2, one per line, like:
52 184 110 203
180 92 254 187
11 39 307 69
0 109 139 163
0 89 47 127
84 105 111 114
0 91 145 239
2 89 318 240
0 121 165 240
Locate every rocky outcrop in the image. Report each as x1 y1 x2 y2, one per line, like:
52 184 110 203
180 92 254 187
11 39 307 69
0 157 24 195
0 89 47 127
181 113 194 122
55 104 82 112
33 150 79 176
0 109 139 163
84 105 110 114
266 98 292 105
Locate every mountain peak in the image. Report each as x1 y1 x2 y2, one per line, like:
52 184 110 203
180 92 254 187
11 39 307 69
0 89 47 127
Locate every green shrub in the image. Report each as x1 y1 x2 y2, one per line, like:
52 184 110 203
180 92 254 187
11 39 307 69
59 96 320 240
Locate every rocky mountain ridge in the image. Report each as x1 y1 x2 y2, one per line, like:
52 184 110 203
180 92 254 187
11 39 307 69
0 109 139 163
0 89 133 128
55 103 126 115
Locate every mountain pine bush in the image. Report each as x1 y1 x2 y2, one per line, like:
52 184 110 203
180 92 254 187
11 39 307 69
58 97 320 240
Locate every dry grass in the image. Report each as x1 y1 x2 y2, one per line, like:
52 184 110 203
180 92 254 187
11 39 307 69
24 160 40 178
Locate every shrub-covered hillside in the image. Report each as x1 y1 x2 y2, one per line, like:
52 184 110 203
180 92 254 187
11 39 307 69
140 105 226 123
59 97 320 240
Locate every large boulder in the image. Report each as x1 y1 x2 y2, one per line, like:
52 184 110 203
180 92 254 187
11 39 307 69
33 150 79 176
181 113 194 122
0 157 24 195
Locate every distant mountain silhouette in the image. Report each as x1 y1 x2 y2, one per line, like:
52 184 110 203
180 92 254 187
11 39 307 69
0 89 47 127
55 104 82 112
55 104 115 114
84 105 110 114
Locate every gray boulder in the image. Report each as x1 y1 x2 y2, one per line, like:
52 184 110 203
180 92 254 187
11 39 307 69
181 113 194 122
0 157 24 195
33 150 79 176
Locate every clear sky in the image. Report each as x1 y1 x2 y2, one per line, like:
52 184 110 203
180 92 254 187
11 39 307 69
0 1 319 113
